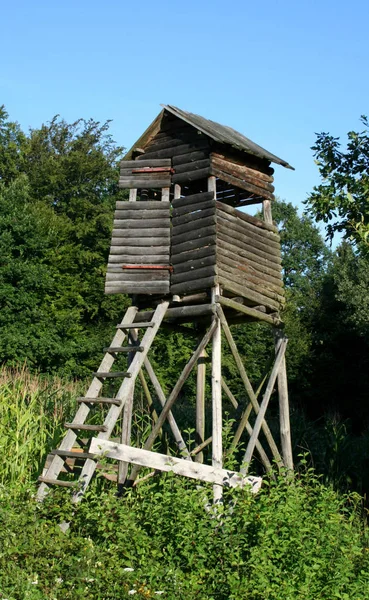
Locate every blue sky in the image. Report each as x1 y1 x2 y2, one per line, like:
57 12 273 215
1 0 368 217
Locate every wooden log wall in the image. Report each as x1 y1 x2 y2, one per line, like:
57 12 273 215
171 191 217 295
210 152 275 202
215 202 284 312
136 120 211 185
105 201 171 295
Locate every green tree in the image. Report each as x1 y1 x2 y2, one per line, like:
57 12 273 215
306 116 369 248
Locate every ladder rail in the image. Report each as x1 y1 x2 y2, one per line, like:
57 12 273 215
72 301 170 502
37 306 138 501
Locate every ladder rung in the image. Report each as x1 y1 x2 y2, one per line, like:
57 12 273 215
116 322 155 329
77 397 121 406
38 476 76 488
64 423 108 432
104 346 144 353
92 371 132 379
51 450 95 459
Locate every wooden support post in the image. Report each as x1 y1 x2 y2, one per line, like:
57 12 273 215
217 305 284 470
127 321 217 484
118 346 135 486
196 349 206 463
241 338 287 474
129 189 137 202
275 329 293 471
211 285 223 503
263 199 273 224
162 187 170 202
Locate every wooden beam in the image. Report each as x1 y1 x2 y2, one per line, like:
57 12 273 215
216 305 284 470
241 339 287 473
216 296 282 326
90 439 262 493
275 329 293 471
196 350 206 463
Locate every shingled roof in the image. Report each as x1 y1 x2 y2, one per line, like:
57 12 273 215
124 105 294 170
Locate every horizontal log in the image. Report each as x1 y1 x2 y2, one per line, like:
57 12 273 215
217 261 285 303
105 281 170 293
173 159 210 175
111 237 169 248
109 246 169 256
172 191 214 208
217 236 283 275
172 215 216 237
211 155 275 193
106 272 169 283
172 167 211 184
172 224 216 247
136 303 216 322
171 275 217 295
211 152 274 182
115 200 170 210
111 229 169 239
217 220 281 264
171 234 217 256
119 178 171 189
113 218 170 229
217 296 281 326
217 209 280 250
211 166 275 201
173 254 216 275
171 244 216 266
211 149 274 176
108 255 169 264
172 206 215 227
114 209 169 220
216 201 278 233
171 264 217 285
217 246 283 286
218 270 281 311
172 199 215 219
90 439 262 491
172 150 208 166
140 140 209 161
120 159 171 168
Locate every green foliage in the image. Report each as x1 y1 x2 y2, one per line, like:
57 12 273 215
1 472 369 599
306 116 369 247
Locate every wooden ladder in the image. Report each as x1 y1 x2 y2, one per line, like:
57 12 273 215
37 301 169 503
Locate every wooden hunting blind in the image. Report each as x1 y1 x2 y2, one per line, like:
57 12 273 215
39 106 294 506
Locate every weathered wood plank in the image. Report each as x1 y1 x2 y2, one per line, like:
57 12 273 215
90 439 262 491
135 304 216 323
216 201 278 233
211 155 275 193
113 218 170 229
173 254 216 274
218 275 280 311
171 264 217 285
110 237 170 248
217 242 283 283
172 167 211 184
172 191 214 208
108 246 169 256
120 159 171 169
218 266 284 307
107 255 169 265
217 214 281 255
217 254 284 294
172 199 215 218
119 178 171 189
139 140 209 161
172 150 208 166
216 296 282 326
173 159 210 175
216 206 280 247
211 166 275 201
171 234 217 256
217 237 283 275
211 152 274 183
111 229 170 240
105 283 170 294
212 310 223 503
171 224 217 247
171 275 216 295
106 272 169 283
114 209 170 220
196 351 206 463
217 224 282 265
172 207 216 227
171 244 216 266
116 200 170 210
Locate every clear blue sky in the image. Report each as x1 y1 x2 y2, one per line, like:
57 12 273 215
1 0 368 215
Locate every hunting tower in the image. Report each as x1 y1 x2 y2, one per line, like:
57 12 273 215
39 106 294 504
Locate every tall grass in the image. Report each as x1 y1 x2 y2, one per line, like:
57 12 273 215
0 366 79 486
